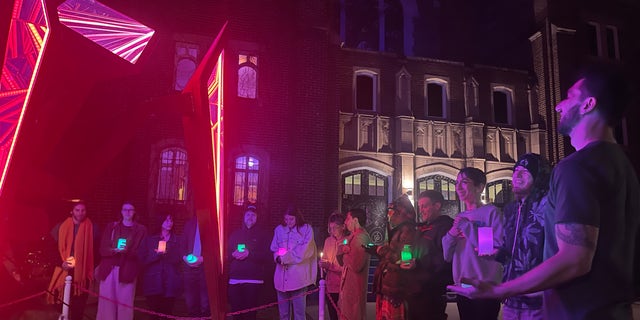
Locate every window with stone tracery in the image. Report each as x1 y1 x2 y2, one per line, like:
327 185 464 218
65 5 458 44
238 54 258 99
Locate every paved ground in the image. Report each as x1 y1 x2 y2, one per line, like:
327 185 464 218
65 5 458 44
3 290 640 319
305 302 461 320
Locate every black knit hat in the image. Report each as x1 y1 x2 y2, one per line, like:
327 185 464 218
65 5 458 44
513 153 541 180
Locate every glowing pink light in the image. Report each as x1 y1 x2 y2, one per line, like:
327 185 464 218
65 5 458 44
57 0 155 64
0 0 50 195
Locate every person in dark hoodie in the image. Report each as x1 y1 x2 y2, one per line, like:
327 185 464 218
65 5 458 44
227 205 271 320
407 190 454 320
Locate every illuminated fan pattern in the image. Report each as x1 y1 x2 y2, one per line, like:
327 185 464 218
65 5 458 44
0 0 50 193
57 0 155 64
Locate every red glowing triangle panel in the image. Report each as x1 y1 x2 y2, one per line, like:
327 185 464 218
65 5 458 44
0 0 50 194
57 0 155 64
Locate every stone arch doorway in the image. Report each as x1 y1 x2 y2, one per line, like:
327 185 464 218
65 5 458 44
341 169 389 245
416 174 460 218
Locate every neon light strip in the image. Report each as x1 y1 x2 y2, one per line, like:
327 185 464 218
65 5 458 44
206 52 224 269
57 0 155 64
0 0 50 195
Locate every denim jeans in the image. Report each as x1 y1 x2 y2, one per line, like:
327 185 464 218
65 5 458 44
183 266 210 317
501 305 544 320
277 287 308 320
228 283 262 320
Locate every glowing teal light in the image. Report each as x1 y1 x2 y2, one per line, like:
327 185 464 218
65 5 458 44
342 239 348 245
186 254 197 263
237 243 245 253
117 238 126 250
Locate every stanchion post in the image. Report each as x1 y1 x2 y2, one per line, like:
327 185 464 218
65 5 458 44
319 279 326 320
60 275 72 320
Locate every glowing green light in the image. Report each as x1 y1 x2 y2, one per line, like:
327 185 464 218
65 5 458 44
186 254 197 263
401 244 412 261
343 239 348 245
237 243 246 252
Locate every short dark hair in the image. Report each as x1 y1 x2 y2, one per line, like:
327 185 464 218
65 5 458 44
348 208 367 226
418 190 445 205
458 167 486 186
328 211 345 225
391 194 416 221
283 204 307 228
575 63 631 126
69 200 87 212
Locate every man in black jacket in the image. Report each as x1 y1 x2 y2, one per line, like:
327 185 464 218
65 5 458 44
227 205 271 320
409 190 454 320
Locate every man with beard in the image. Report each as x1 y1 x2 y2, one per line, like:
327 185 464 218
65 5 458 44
448 64 640 319
497 153 551 320
47 201 99 320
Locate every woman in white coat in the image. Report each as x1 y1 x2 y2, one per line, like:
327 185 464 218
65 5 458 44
270 205 317 320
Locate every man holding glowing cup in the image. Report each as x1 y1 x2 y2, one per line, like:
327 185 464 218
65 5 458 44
228 205 270 320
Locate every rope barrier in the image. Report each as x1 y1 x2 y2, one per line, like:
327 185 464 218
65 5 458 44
0 281 323 319
324 290 348 320
76 283 320 319
0 291 47 310
225 286 320 316
76 286 197 320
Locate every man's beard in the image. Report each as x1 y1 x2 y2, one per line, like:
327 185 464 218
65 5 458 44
558 104 581 135
512 185 531 198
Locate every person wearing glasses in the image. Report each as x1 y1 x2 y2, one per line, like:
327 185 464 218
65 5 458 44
96 202 147 320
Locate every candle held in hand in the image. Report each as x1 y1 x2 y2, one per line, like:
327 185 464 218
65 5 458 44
157 240 167 253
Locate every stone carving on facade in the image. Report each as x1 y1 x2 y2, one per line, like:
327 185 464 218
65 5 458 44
452 127 463 158
379 118 391 152
433 126 447 157
359 118 374 151
415 125 427 155
486 132 498 161
502 132 514 162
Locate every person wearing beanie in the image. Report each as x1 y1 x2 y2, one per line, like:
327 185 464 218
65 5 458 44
371 194 426 319
498 153 552 320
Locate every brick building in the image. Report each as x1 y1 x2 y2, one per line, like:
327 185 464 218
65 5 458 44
1 0 638 302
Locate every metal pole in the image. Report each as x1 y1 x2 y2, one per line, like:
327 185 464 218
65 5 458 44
318 279 326 320
60 275 72 320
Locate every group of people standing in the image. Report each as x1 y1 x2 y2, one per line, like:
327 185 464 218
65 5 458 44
228 65 638 320
47 202 210 320
448 63 639 320
43 64 639 320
